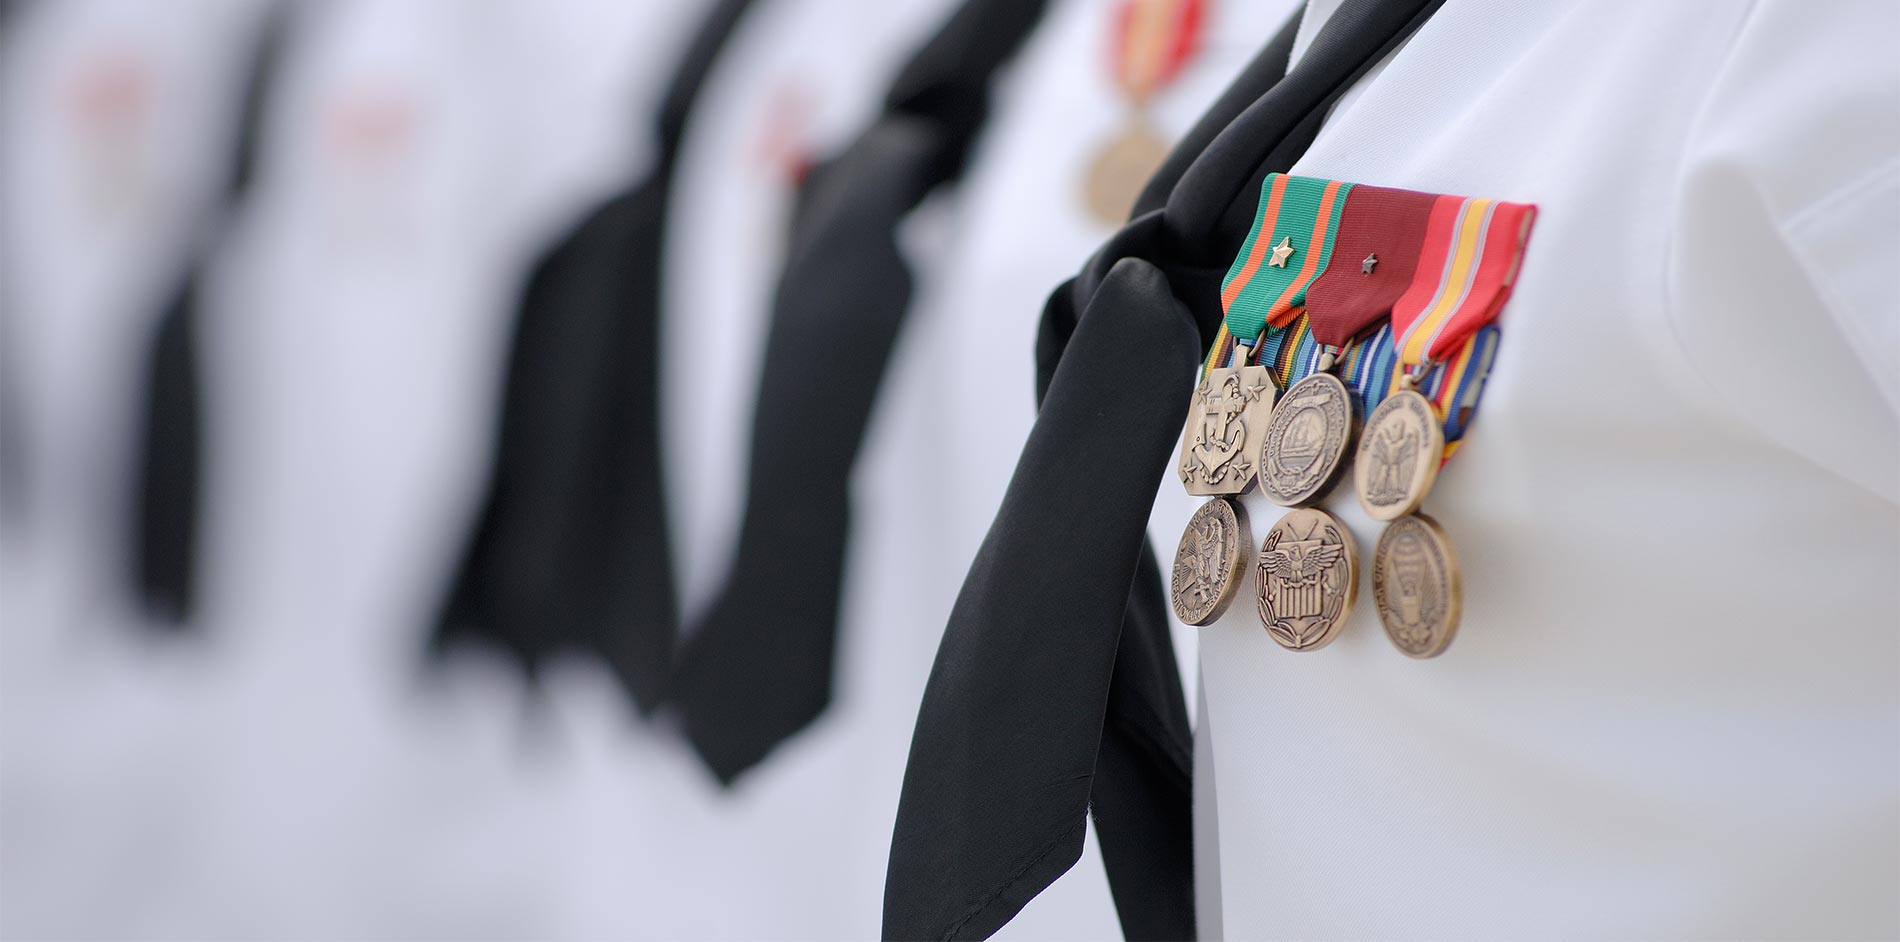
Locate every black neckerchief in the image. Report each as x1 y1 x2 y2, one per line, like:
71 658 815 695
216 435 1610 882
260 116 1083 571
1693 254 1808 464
884 1 1448 938
130 2 292 625
669 0 1052 784
431 0 757 710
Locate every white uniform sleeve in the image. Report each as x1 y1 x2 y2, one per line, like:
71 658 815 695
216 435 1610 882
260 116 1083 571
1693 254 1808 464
1667 0 1900 502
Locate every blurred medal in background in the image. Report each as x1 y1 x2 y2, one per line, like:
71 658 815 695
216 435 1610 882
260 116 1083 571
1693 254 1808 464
1080 0 1201 226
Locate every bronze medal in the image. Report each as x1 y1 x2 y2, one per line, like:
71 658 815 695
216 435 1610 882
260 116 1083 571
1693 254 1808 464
1256 507 1358 651
1169 497 1251 626
1082 124 1168 228
1372 513 1462 658
1354 387 1444 521
1177 364 1275 495
1258 372 1355 506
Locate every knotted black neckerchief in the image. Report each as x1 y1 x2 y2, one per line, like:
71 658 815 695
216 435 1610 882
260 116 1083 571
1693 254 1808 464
429 0 755 711
884 1 1448 939
129 2 291 625
669 0 1051 783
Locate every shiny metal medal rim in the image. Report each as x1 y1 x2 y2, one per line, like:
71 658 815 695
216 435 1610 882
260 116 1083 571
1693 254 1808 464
1372 512 1464 659
1169 497 1252 626
1255 506 1359 652
1258 371 1357 507
1353 386 1445 522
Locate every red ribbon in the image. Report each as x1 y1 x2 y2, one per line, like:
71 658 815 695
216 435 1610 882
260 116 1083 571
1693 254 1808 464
1300 185 1439 347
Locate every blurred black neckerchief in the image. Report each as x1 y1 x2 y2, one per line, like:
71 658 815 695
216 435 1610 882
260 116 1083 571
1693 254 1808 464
129 2 291 625
431 0 755 710
883 1 1450 939
668 0 1052 784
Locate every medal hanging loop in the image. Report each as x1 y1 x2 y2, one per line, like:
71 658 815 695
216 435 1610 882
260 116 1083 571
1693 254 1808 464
1230 338 1254 368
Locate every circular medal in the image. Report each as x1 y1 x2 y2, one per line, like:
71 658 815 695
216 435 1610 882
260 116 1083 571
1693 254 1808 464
1170 497 1251 625
1372 513 1463 658
1258 372 1355 506
1354 388 1445 521
1256 507 1359 651
1082 124 1168 227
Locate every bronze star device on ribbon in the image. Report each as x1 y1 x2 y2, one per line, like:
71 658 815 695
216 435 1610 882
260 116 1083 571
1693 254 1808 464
1173 172 1535 655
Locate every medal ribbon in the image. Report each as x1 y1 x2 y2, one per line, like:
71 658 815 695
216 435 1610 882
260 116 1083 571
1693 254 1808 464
1220 173 1353 341
1341 322 1502 462
1206 178 1534 463
1300 184 1438 346
1111 0 1202 103
1387 195 1535 385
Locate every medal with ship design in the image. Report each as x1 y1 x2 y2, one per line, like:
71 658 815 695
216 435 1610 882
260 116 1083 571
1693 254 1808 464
1256 508 1357 651
1169 497 1250 625
1258 370 1354 506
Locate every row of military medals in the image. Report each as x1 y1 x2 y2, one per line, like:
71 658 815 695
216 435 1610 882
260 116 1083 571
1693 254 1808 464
1172 338 1430 652
1169 177 1533 658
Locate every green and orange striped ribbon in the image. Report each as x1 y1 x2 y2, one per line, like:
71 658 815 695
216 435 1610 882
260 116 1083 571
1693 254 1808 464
1206 173 1353 372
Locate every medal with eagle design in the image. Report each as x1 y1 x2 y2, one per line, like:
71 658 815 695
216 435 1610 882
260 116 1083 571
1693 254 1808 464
1354 381 1442 520
1350 192 1536 656
1256 508 1358 651
1169 496 1250 625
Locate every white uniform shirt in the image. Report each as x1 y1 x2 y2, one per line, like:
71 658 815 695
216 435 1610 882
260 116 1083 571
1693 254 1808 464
1196 0 1900 937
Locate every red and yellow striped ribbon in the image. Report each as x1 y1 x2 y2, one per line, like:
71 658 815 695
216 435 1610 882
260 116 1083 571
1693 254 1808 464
1386 195 1536 395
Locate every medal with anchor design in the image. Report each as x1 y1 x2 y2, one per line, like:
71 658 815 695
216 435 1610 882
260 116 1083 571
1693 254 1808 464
1176 343 1274 495
1214 174 1364 507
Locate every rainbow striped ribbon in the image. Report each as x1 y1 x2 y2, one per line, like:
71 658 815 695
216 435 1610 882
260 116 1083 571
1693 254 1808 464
1387 195 1535 394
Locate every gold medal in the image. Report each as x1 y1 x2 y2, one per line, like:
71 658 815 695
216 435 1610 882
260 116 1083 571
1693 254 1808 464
1169 497 1250 625
1256 507 1358 651
1354 386 1445 521
1082 124 1169 228
1257 372 1355 506
1372 513 1462 658
1177 363 1275 495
